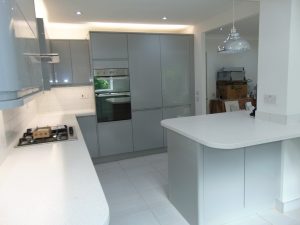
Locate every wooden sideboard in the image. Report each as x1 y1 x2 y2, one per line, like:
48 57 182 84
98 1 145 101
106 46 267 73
210 98 256 114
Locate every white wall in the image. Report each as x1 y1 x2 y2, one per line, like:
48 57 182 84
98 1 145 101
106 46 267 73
286 0 300 116
257 0 300 212
0 100 38 164
257 0 290 117
206 37 258 107
36 86 95 114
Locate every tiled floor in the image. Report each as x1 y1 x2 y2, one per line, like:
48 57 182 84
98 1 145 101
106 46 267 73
94 153 300 225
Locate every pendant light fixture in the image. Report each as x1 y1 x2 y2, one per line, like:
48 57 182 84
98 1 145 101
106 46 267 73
218 0 251 54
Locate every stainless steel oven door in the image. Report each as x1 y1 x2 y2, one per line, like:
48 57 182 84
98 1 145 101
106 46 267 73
95 92 131 123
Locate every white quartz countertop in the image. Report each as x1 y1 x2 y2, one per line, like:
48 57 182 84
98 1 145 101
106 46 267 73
161 111 300 149
0 111 109 225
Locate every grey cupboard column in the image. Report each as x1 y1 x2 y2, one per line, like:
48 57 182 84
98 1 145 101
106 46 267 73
51 40 73 84
128 34 162 110
160 35 193 107
70 40 91 85
90 32 128 59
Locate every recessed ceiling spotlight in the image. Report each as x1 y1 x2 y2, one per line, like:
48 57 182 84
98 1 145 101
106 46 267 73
220 27 223 31
162 16 167 20
76 11 82 16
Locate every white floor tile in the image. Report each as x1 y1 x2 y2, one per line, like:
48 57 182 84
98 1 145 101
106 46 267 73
108 193 149 217
95 163 125 183
144 153 168 164
285 209 300 222
118 157 149 170
150 202 189 225
224 215 271 225
258 209 300 225
138 184 169 206
101 178 138 202
151 160 168 171
124 164 156 177
129 170 168 190
94 161 119 172
109 210 160 225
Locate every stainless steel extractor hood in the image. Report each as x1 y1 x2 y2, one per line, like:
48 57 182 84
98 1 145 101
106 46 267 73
25 53 60 64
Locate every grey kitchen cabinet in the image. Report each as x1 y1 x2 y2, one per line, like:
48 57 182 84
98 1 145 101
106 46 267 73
160 35 193 107
163 105 192 146
51 40 73 85
132 109 164 151
0 0 43 109
98 120 133 156
77 115 99 158
50 40 91 85
90 32 128 59
128 34 162 110
15 0 38 37
70 40 91 84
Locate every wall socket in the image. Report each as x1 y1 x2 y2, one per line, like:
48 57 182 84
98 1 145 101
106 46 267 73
264 94 277 105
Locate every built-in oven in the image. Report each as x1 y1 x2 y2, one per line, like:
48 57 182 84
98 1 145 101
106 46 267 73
94 68 131 123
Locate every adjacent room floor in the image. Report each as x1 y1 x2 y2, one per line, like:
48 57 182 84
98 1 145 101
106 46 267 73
94 153 300 225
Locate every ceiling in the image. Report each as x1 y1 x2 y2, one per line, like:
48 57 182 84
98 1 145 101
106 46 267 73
43 0 238 25
206 14 259 38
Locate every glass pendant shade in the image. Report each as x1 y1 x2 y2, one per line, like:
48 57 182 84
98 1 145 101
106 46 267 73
217 0 251 54
218 27 251 54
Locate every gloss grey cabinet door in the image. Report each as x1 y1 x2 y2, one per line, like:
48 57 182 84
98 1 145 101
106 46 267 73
90 32 128 59
132 109 164 151
98 120 133 156
128 34 162 110
51 40 73 84
161 35 193 107
70 40 91 85
77 115 99 158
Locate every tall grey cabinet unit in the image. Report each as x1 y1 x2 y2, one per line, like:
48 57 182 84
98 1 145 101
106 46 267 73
0 0 43 109
160 34 194 147
50 40 91 86
90 32 128 60
128 34 162 110
160 35 193 107
128 34 164 151
77 115 100 158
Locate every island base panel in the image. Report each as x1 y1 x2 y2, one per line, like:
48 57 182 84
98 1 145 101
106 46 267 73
167 130 282 225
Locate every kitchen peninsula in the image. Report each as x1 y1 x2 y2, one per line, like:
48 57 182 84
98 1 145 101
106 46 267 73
161 111 300 225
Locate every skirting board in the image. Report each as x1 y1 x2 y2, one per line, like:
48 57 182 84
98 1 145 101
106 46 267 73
276 198 300 213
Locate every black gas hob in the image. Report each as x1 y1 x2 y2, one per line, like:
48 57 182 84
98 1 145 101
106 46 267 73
17 125 77 147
